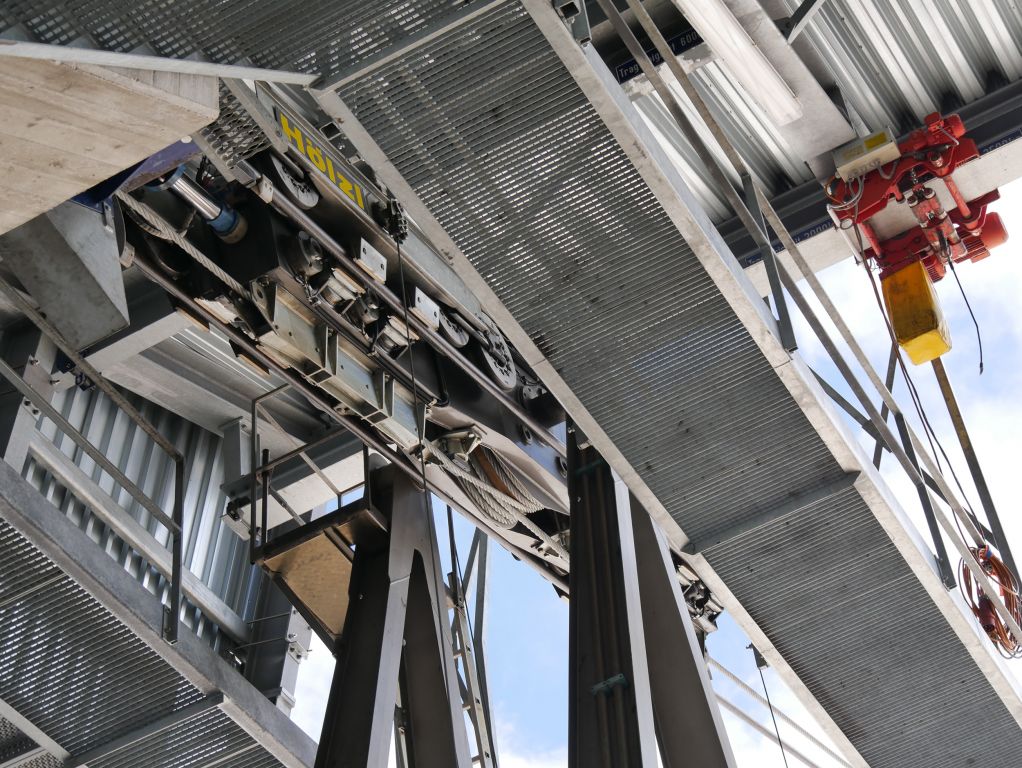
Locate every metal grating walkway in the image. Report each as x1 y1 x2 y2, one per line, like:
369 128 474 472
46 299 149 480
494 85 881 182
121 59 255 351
323 2 1022 766
0 461 314 768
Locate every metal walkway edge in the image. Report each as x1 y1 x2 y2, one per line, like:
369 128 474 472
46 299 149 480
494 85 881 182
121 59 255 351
0 461 316 768
312 2 1022 765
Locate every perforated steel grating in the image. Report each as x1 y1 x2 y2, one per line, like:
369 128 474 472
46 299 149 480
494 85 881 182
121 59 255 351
332 3 1022 765
706 487 1022 767
338 3 844 544
0 0 461 78
0 520 203 755
198 82 272 169
0 514 293 767
89 706 283 768
0 716 35 762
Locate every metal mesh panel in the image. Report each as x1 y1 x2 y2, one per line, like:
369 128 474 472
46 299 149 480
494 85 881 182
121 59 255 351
0 514 294 767
0 717 35 762
198 82 272 169
0 520 204 755
338 3 844 544
19 756 61 768
90 707 282 768
706 487 1022 766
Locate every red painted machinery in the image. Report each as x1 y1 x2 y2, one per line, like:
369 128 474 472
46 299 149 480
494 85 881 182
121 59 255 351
823 112 1008 364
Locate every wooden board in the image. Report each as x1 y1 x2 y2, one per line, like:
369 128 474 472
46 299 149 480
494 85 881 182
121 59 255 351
0 57 218 234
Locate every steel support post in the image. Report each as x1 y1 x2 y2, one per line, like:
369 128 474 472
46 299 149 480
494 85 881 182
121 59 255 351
449 529 497 767
742 173 797 352
0 326 56 471
567 431 736 767
315 465 471 768
931 358 1019 583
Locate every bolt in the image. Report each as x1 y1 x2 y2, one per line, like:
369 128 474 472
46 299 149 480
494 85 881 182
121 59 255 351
556 455 568 478
520 424 534 444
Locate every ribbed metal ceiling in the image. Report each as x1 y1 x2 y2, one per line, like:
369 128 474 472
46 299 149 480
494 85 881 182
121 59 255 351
0 517 291 767
785 0 1022 132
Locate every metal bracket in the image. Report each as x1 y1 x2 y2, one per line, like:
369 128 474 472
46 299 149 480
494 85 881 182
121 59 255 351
553 0 591 46
590 673 628 697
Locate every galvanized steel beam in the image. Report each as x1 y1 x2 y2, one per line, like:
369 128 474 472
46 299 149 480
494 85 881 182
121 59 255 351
567 433 736 767
314 465 471 768
0 40 318 85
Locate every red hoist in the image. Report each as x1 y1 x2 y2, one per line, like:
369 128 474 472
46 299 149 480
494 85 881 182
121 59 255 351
824 112 1007 364
828 115 1022 657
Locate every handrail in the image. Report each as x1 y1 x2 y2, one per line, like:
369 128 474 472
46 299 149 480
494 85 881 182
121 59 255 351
0 277 187 644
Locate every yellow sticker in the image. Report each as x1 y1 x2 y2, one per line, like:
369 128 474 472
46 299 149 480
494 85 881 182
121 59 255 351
864 131 890 150
277 111 367 210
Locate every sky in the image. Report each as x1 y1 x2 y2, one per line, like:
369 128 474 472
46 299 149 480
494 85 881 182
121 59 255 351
289 178 1022 767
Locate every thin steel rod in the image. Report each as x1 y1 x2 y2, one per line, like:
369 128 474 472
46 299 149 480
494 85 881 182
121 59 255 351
261 448 270 545
605 0 794 349
873 345 899 468
743 172 797 351
0 357 177 532
166 458 184 643
708 657 851 767
257 402 342 496
0 277 180 459
250 426 350 477
785 0 831 42
268 188 566 457
715 696 823 768
893 411 956 588
774 250 1022 638
932 358 1019 582
758 188 985 544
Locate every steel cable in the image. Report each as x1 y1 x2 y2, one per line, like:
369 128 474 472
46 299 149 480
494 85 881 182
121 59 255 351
116 192 252 300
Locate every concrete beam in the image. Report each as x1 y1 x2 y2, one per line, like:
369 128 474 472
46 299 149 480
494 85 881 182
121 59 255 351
0 56 218 234
0 202 129 349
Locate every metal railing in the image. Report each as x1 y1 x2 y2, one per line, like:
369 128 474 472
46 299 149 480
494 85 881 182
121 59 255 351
0 278 187 644
595 0 1022 642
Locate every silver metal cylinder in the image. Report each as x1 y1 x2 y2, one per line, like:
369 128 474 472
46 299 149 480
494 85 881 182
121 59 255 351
169 173 222 220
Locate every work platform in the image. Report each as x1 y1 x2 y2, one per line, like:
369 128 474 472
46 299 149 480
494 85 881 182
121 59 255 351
1 1 1022 767
0 458 316 768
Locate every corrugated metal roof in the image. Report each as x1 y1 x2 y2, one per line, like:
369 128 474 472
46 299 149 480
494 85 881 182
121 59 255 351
784 0 1022 131
623 0 1022 223
23 385 252 644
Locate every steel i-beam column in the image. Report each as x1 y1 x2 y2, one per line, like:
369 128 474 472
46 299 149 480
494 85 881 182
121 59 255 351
568 428 737 767
315 464 472 768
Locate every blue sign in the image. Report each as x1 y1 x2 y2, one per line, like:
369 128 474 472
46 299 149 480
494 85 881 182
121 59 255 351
614 29 704 84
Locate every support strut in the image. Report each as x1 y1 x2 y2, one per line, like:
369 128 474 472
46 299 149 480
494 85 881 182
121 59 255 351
567 429 737 767
315 464 472 768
